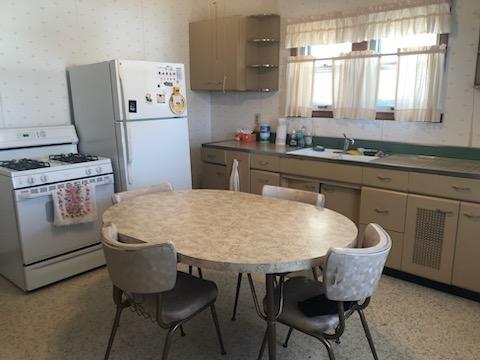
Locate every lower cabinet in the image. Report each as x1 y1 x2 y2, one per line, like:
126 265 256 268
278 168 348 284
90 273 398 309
321 183 360 223
452 202 480 292
202 163 226 190
250 170 280 195
402 194 459 284
225 151 251 193
280 175 320 193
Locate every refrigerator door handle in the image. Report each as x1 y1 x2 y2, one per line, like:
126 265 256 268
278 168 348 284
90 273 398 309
123 122 134 185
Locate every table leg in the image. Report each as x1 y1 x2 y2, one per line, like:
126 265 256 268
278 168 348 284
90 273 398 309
265 274 276 360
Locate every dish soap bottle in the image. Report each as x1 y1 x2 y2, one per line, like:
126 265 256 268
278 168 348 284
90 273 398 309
289 130 297 147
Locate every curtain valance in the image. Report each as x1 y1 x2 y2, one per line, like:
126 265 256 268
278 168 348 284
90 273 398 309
286 0 451 48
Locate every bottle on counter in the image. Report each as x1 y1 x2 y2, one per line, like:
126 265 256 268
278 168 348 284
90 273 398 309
305 130 313 147
297 127 305 148
275 118 287 145
289 130 297 147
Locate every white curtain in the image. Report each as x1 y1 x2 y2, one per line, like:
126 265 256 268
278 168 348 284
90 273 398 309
286 0 451 48
395 45 446 122
332 51 380 120
284 56 315 117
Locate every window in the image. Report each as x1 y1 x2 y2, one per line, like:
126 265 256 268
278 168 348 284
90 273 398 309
307 33 443 119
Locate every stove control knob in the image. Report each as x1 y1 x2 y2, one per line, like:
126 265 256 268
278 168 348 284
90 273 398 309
40 175 48 183
85 169 92 176
27 177 35 185
95 167 103 174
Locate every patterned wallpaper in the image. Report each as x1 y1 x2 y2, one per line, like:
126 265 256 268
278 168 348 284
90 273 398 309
0 0 213 186
210 0 480 149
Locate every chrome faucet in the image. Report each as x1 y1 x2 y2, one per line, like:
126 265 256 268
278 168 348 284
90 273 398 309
342 133 354 153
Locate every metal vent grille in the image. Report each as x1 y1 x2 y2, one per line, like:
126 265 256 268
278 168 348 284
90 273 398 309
412 208 445 270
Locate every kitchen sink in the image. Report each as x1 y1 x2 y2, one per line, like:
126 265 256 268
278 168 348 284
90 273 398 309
287 147 380 162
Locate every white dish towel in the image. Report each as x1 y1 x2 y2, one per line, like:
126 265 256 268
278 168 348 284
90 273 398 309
52 183 98 226
229 159 240 192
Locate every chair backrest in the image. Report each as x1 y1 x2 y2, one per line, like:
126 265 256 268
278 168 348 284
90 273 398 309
111 182 174 204
323 223 391 302
262 185 325 208
101 224 177 294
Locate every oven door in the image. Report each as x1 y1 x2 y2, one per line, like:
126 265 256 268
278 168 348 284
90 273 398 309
14 174 114 265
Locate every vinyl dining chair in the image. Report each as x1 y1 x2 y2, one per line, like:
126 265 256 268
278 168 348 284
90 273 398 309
230 185 326 321
257 223 391 360
101 224 226 360
111 182 174 204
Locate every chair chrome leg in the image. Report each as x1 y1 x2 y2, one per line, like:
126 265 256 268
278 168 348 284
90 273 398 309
210 304 227 355
317 337 336 360
162 325 179 360
257 329 267 360
312 267 320 281
231 273 243 321
104 305 124 360
198 267 203 279
282 328 293 348
265 274 277 359
180 325 186 337
358 309 379 360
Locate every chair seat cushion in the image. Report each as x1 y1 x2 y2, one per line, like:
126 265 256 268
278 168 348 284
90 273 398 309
128 271 217 325
298 295 353 317
264 276 346 334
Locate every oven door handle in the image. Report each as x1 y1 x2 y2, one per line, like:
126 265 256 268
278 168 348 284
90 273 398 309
15 176 114 201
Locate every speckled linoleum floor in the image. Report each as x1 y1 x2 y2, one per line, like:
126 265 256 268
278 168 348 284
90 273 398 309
0 267 479 360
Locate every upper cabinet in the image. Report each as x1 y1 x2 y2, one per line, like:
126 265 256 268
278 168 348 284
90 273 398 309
189 14 280 92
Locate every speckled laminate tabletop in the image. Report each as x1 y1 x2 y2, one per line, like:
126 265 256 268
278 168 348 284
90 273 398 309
102 190 358 274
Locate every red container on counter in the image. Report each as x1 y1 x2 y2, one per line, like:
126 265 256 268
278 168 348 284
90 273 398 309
240 133 257 143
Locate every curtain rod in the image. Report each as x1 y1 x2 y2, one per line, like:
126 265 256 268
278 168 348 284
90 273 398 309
288 48 446 63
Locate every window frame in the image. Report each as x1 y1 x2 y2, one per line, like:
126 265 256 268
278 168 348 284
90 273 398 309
292 34 449 121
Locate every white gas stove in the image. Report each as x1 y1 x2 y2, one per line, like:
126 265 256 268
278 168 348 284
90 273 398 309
0 125 114 291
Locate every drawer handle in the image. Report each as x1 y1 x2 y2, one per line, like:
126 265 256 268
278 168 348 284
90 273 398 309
452 186 471 192
463 213 480 220
374 208 389 214
436 209 454 216
259 161 270 166
376 176 392 182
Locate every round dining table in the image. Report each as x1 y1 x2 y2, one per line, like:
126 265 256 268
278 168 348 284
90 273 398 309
102 189 358 360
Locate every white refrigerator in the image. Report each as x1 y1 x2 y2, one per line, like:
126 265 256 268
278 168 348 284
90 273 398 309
68 60 192 191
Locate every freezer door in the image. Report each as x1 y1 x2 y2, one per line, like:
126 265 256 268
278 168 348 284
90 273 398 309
117 117 192 191
116 60 188 121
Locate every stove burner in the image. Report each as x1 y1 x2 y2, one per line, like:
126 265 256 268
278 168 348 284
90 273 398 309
49 153 99 164
0 159 51 171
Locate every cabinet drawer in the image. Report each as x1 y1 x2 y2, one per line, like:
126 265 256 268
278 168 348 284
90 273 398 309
359 187 408 233
409 172 480 202
280 158 362 184
250 170 280 195
202 163 226 190
363 167 408 191
281 176 320 193
251 154 280 172
359 224 403 270
202 147 226 165
452 202 480 292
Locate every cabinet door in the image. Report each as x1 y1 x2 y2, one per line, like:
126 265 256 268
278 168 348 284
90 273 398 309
202 163 226 190
226 151 250 193
216 16 245 91
402 194 459 284
189 19 215 90
321 184 360 223
250 170 280 195
452 202 480 292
